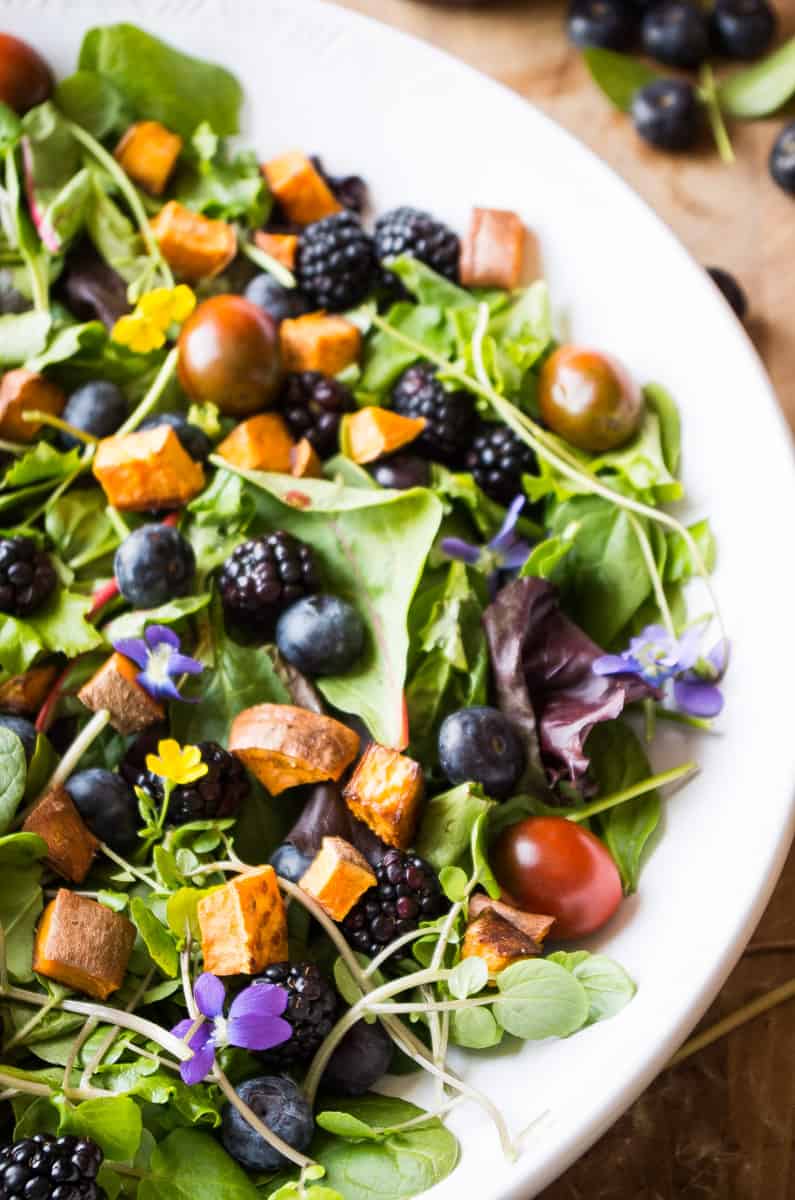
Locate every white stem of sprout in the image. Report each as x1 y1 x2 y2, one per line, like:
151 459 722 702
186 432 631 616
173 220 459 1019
49 710 112 792
79 969 155 1089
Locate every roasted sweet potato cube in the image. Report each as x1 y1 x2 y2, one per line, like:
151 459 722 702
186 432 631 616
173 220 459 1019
78 652 164 735
34 889 135 999
343 743 424 849
114 120 183 195
93 425 205 511
229 704 360 796
0 663 58 715
459 208 531 291
0 369 65 442
290 438 322 479
263 151 341 225
23 787 98 883
280 314 361 375
299 836 376 921
343 407 425 465
198 865 287 976
254 231 299 270
468 893 555 945
461 909 541 976
216 413 294 473
150 201 237 282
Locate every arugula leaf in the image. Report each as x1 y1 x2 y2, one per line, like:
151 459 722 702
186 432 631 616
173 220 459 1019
0 588 101 677
492 958 589 1039
0 863 42 981
139 1129 258 1200
175 122 269 228
26 320 108 373
185 470 256 577
54 71 132 139
213 465 442 747
549 950 636 1024
79 25 244 139
718 36 795 118
0 728 27 833
129 897 179 977
389 257 476 310
45 490 119 570
4 443 82 489
55 1095 142 1162
0 310 51 365
103 593 211 642
588 720 661 891
583 47 660 111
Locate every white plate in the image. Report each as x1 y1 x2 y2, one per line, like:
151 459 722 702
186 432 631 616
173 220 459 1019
9 1 795 1195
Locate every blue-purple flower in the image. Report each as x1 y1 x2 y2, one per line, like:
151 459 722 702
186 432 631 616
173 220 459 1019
172 973 291 1085
113 625 203 702
593 624 727 718
441 496 531 595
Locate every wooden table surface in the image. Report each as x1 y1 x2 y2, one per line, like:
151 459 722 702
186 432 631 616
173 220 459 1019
337 2 795 1196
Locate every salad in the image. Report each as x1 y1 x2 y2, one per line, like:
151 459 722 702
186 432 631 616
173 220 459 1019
0 22 728 1200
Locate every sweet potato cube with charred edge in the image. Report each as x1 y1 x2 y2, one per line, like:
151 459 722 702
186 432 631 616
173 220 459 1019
468 893 555 945
0 663 58 714
254 231 299 271
78 652 164 735
229 704 360 796
114 121 183 195
216 413 294 473
280 314 361 375
343 408 425 465
150 201 237 282
0 369 65 442
299 836 376 921
263 152 342 225
461 909 541 976
290 438 322 479
93 425 205 511
23 787 98 883
459 208 530 291
34 889 135 1000
343 743 424 849
198 865 287 976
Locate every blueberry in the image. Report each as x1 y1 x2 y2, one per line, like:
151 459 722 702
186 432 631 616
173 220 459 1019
769 122 795 195
269 841 314 883
641 1 709 66
706 267 747 320
59 381 127 449
243 274 310 324
0 715 36 762
369 454 431 490
438 706 525 799
114 524 196 609
566 0 637 49
138 412 212 463
321 1018 392 1096
631 79 700 151
711 0 775 58
64 769 139 854
276 594 365 677
221 1076 314 1171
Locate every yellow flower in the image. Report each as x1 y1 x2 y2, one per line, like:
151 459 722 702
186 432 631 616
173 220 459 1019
138 284 196 327
146 739 208 786
112 312 167 354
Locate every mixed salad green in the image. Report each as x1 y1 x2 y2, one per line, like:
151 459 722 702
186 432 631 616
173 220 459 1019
0 21 728 1200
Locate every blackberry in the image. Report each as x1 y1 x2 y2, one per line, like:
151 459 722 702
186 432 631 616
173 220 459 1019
465 423 536 506
278 372 355 458
297 212 376 311
342 848 447 960
0 1132 105 1200
374 206 460 283
122 740 249 826
0 536 57 617
310 156 368 215
218 532 320 629
254 961 338 1065
391 363 476 465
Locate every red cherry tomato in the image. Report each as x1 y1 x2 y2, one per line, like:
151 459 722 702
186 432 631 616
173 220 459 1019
492 816 622 940
177 295 282 416
0 34 52 114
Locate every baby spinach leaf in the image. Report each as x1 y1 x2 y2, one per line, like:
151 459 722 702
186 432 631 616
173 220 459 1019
589 720 661 891
549 951 636 1024
450 1005 502 1049
644 383 680 476
102 593 211 642
0 863 43 981
45 490 119 570
213 465 442 747
0 832 47 865
138 1129 258 1200
583 48 660 112
55 1094 142 1162
492 958 589 1040
4 443 82 489
718 36 795 118
129 897 179 977
79 25 244 139
0 727 27 833
0 310 51 365
54 71 132 140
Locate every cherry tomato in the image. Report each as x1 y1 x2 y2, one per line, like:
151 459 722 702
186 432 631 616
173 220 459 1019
492 815 622 939
177 295 282 416
0 33 52 114
538 345 642 453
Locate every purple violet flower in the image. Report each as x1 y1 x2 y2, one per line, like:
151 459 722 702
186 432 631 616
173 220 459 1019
113 624 203 702
171 972 291 1085
593 625 726 718
441 496 531 595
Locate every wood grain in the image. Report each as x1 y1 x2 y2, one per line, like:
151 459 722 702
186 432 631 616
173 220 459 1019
336 3 795 1195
